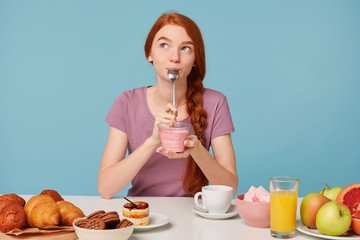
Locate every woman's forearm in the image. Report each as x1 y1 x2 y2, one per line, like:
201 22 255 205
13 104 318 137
191 144 238 194
98 137 158 199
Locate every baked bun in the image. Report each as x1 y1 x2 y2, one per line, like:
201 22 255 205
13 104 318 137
24 195 60 228
0 200 19 213
40 190 64 202
56 201 85 226
0 194 25 206
0 203 27 233
123 201 149 226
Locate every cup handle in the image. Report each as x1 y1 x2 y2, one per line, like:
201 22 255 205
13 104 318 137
194 192 207 211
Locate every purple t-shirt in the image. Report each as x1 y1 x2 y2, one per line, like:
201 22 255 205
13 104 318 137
105 86 234 196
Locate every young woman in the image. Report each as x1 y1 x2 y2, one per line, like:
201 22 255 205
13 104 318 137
98 12 238 199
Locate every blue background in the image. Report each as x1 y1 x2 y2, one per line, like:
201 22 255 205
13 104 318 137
1 0 359 197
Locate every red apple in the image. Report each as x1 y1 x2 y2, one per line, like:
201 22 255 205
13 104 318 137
300 193 331 228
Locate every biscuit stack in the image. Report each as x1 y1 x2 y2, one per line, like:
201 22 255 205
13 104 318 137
76 210 133 230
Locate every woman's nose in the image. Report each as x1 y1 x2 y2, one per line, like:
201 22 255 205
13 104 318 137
169 49 180 62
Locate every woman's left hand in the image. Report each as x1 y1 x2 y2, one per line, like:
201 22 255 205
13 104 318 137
156 135 200 159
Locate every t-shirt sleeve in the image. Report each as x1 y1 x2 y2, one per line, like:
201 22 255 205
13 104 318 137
104 92 128 134
211 94 235 139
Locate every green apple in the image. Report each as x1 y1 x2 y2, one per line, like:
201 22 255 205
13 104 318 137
316 201 352 236
300 193 331 229
320 183 342 201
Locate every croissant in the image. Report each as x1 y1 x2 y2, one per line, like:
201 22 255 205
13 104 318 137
24 195 60 228
56 201 85 226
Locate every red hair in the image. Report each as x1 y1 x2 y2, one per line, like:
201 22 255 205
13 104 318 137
144 12 208 195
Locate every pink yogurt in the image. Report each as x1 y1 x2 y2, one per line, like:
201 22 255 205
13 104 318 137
158 122 190 152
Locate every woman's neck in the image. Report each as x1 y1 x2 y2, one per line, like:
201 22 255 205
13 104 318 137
146 79 189 121
152 79 187 108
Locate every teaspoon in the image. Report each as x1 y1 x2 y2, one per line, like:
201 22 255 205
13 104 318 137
167 70 179 106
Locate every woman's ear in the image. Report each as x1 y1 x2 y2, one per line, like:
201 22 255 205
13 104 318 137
147 54 153 63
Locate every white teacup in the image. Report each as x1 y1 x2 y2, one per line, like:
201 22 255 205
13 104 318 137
194 185 233 214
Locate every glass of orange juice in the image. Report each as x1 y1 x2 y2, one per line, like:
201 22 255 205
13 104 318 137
270 176 299 239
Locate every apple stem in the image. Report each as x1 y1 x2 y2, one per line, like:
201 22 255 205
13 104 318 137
325 183 331 189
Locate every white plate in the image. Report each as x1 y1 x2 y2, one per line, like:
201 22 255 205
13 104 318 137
133 212 170 232
297 221 360 240
192 203 239 219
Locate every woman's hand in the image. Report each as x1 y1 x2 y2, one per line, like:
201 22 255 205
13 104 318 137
156 135 201 159
149 103 178 145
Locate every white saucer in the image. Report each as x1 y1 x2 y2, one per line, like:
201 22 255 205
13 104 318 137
132 212 170 232
192 204 239 219
297 221 360 240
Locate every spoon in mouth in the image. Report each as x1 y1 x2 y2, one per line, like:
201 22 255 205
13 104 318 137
167 70 179 106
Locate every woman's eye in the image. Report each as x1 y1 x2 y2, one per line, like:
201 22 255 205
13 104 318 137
182 46 191 51
160 43 168 48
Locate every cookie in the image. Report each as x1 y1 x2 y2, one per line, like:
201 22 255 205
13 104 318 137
104 211 119 216
100 211 120 228
76 218 88 228
87 210 105 219
116 219 133 229
85 218 105 230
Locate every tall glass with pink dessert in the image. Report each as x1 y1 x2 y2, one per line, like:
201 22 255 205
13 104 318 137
157 122 190 152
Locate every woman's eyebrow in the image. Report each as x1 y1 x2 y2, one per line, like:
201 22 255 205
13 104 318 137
182 40 194 46
157 36 194 45
157 36 171 42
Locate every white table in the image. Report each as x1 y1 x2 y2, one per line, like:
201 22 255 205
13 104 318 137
19 195 318 240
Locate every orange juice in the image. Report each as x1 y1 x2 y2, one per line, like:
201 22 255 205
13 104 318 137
270 190 298 233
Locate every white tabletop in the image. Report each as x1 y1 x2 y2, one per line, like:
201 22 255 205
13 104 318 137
19 195 319 240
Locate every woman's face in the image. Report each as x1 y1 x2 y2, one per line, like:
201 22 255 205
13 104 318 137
147 24 196 83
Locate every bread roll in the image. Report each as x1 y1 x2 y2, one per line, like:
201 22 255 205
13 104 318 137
56 201 85 226
0 203 27 233
40 190 64 202
0 200 19 213
24 195 60 228
0 194 25 206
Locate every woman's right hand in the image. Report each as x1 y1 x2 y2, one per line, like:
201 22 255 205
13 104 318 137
149 103 178 145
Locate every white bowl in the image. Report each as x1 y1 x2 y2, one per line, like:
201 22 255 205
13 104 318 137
73 217 134 240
